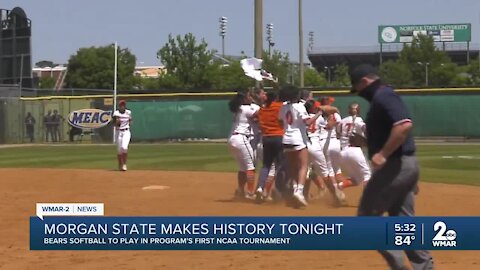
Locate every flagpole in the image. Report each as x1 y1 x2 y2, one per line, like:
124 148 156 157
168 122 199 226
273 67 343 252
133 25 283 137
113 42 118 143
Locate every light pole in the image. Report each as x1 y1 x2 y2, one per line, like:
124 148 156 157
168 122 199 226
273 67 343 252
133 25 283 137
308 31 314 51
323 66 331 83
417 61 430 86
219 16 227 57
298 0 304 88
266 23 274 57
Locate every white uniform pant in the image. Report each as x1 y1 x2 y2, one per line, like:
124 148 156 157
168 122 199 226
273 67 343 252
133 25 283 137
252 135 262 166
307 137 329 178
116 130 131 154
322 137 342 177
228 134 255 172
340 146 371 184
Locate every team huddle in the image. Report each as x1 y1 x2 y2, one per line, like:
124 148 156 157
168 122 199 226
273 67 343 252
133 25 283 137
227 86 371 207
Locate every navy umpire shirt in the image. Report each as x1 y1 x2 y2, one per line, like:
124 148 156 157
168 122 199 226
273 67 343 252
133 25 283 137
359 80 415 159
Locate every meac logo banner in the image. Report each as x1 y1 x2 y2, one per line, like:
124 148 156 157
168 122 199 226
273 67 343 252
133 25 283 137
68 109 112 129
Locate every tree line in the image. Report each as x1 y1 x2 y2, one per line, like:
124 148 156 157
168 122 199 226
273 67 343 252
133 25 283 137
37 34 480 91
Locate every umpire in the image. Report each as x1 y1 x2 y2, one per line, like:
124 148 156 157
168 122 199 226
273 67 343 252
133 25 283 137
350 64 434 270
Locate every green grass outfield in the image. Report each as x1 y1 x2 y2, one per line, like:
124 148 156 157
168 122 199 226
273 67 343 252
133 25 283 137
0 143 478 186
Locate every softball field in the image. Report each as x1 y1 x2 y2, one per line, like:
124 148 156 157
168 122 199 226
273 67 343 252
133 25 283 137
0 143 479 270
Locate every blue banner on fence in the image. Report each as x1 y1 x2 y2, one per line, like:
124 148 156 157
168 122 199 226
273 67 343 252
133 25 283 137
30 216 480 250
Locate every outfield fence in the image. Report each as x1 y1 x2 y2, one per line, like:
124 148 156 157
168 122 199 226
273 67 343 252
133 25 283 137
1 86 480 144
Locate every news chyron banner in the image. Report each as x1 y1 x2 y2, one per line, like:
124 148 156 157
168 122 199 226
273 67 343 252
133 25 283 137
31 203 480 250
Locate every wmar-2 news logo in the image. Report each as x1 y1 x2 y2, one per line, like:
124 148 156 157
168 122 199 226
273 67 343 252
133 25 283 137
432 221 457 247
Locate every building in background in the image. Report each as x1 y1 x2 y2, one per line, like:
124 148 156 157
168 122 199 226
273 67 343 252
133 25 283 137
134 66 166 78
32 65 68 90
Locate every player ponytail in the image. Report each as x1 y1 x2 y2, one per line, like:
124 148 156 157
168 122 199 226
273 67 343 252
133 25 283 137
228 91 247 113
304 100 317 114
265 91 278 108
280 85 300 103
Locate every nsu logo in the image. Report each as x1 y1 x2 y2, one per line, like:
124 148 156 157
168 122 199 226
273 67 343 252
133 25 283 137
432 221 457 247
68 109 112 129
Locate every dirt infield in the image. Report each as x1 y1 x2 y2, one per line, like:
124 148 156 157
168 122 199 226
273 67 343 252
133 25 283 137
0 168 479 270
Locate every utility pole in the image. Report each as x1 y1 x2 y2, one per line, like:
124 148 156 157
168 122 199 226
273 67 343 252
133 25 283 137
254 0 263 59
298 0 304 87
254 0 263 88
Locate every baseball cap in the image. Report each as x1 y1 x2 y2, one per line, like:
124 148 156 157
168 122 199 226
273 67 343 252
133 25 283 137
349 64 378 93
118 100 126 106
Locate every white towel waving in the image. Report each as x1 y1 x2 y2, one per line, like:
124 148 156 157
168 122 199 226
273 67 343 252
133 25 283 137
240 57 278 82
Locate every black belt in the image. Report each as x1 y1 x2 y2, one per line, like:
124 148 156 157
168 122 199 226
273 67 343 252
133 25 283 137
318 137 336 141
232 132 251 137
119 128 129 131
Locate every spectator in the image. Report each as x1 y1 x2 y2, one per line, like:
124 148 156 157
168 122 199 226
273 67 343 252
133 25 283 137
52 109 64 142
24 112 36 143
44 110 53 142
69 126 82 142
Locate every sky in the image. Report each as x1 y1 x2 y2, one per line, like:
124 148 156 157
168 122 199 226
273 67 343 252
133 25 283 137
3 0 480 66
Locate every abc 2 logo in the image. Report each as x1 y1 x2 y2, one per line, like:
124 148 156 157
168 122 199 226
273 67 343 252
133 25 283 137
432 221 457 247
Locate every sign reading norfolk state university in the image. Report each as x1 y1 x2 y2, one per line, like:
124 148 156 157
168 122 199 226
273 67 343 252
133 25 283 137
379 24 471 43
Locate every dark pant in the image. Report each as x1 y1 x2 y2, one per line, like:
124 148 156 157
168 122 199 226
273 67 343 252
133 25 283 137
262 136 283 172
257 136 284 190
52 126 58 142
46 126 53 142
358 155 434 270
26 125 34 142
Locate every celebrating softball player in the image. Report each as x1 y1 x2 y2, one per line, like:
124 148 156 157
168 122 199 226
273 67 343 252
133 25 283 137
113 100 132 171
256 91 284 202
304 100 328 199
316 97 346 205
250 88 266 167
305 100 345 205
337 103 371 189
279 86 337 207
227 89 259 200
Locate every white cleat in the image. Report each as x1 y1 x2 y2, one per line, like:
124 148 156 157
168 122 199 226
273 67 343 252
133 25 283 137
121 164 127 171
293 191 308 207
334 189 347 206
245 192 256 200
263 195 273 202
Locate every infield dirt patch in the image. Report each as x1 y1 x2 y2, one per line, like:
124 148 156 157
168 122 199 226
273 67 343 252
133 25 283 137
0 168 479 269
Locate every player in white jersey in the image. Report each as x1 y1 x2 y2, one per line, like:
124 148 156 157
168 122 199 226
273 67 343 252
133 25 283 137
323 112 342 177
304 100 328 198
250 88 265 168
279 87 335 207
305 100 345 205
113 100 132 171
227 90 259 200
337 103 371 189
